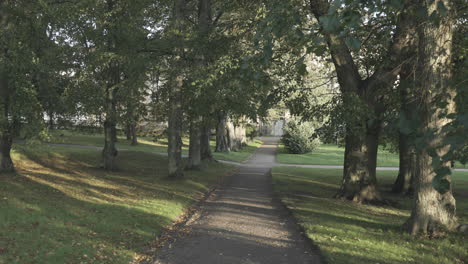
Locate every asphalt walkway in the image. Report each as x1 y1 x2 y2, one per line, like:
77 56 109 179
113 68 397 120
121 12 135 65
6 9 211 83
150 137 321 264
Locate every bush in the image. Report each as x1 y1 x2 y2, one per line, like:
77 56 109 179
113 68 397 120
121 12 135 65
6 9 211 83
245 123 258 141
281 120 320 154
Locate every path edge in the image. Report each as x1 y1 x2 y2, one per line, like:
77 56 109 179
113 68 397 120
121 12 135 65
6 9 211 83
133 164 240 264
267 169 328 264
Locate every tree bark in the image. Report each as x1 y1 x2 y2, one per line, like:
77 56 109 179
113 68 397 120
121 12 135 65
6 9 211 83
0 128 14 173
102 86 118 171
392 132 415 194
404 0 459 235
187 118 202 170
309 0 415 203
167 0 187 179
215 112 230 152
125 124 131 140
200 119 213 161
0 68 14 172
335 127 381 203
130 122 138 146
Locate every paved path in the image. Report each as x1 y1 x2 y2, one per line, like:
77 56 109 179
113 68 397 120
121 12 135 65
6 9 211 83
150 137 321 264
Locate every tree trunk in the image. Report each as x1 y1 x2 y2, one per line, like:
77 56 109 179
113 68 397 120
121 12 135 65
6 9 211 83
130 122 138 146
125 124 131 140
102 86 118 171
0 70 14 172
215 112 230 152
392 132 415 194
335 127 381 203
48 111 54 130
167 0 187 179
404 0 459 235
0 129 14 172
200 119 213 161
187 118 201 170
167 74 184 178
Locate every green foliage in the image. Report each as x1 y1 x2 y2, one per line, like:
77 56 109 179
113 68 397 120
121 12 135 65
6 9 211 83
281 120 320 154
245 123 258 141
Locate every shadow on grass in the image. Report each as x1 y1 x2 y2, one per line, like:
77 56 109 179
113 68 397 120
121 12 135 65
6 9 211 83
272 167 468 264
1 147 230 264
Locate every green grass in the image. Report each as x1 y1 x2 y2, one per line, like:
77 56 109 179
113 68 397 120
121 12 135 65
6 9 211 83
46 130 262 163
276 144 400 167
47 129 189 154
272 167 468 264
212 139 263 163
0 145 235 264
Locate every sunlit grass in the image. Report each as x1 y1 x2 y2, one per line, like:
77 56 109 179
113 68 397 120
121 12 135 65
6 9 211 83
276 144 400 167
47 130 262 163
0 145 235 264
271 167 468 264
212 139 263 163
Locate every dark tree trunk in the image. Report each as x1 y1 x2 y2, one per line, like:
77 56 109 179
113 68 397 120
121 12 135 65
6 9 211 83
215 112 230 152
309 0 416 204
0 70 14 172
167 0 187 179
102 85 118 171
404 0 459 235
130 122 138 146
167 74 184 178
125 124 131 140
200 120 213 161
48 111 54 130
187 118 201 170
335 126 381 203
392 132 415 194
0 130 14 172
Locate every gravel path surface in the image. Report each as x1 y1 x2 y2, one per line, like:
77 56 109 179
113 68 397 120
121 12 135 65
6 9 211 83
150 137 321 264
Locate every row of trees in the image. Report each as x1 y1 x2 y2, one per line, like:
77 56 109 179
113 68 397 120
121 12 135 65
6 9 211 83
0 1 276 175
1 0 466 236
257 0 467 235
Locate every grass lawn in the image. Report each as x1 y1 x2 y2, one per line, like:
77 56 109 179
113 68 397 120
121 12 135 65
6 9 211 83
47 129 188 154
276 144 468 168
212 139 263 163
0 144 235 264
46 130 262 163
276 144 400 167
271 167 468 264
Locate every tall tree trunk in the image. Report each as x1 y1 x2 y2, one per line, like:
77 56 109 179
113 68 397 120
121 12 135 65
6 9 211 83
215 112 230 152
48 111 54 130
167 0 187 179
125 123 131 140
167 74 184 178
0 70 14 172
102 85 118 171
310 0 416 203
187 118 201 169
130 122 138 146
335 126 381 203
392 132 415 194
0 128 14 172
200 119 213 161
404 0 459 235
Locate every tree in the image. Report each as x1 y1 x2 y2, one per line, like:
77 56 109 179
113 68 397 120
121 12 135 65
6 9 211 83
0 1 44 172
166 0 188 178
404 0 461 235
306 0 417 202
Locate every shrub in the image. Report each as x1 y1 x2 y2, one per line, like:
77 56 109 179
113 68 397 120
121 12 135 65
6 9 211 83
281 120 320 154
245 123 258 141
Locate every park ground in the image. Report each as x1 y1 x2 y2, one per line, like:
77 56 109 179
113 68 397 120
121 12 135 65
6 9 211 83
1 133 467 264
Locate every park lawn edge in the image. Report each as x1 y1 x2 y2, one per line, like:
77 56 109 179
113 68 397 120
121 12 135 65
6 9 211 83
0 145 237 264
270 167 468 264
